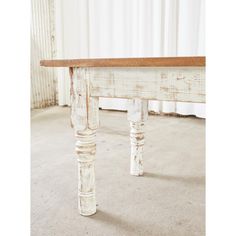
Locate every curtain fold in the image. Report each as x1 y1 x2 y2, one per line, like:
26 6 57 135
55 0 205 118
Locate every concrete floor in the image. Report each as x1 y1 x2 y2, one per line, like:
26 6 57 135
31 106 205 236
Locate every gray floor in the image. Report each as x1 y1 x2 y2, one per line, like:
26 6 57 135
31 106 205 236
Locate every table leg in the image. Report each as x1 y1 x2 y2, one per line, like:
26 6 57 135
70 67 99 216
75 129 97 216
127 99 148 176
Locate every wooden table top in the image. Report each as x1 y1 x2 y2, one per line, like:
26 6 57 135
40 56 205 68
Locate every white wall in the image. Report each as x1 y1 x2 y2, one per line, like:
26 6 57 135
31 0 56 108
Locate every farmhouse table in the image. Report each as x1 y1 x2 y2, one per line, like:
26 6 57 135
40 57 205 216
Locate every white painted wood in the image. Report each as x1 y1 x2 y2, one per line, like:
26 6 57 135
70 68 99 216
128 99 148 176
88 67 205 103
68 65 205 215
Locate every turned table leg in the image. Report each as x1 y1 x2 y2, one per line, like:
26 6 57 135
127 99 148 176
75 129 96 215
70 67 99 216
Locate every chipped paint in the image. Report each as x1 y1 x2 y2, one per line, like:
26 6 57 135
128 99 148 176
70 68 99 216
88 67 205 103
68 64 205 216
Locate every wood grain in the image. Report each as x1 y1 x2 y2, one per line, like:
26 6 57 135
40 56 205 68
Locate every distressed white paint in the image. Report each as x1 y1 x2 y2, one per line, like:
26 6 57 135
70 68 99 216
128 99 148 176
31 0 56 108
70 65 205 216
88 67 205 103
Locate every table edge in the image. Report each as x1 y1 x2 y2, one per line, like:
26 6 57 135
40 56 206 68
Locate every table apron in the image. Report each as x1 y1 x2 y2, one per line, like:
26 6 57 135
84 67 205 103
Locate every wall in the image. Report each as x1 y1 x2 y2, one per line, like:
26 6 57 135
31 0 56 108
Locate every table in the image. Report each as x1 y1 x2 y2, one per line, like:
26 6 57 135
40 57 205 216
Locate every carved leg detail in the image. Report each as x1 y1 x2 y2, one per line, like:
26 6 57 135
75 129 96 216
130 121 145 176
127 99 148 176
70 67 99 216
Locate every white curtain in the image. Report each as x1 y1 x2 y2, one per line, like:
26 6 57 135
55 0 205 118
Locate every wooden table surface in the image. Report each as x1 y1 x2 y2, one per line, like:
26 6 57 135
40 56 205 68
